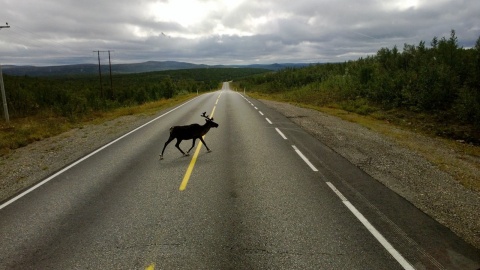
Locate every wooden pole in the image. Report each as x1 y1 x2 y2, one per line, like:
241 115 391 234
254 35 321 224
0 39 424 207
0 24 11 123
0 64 9 123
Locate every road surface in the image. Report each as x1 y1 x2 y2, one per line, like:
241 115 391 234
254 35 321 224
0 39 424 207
1 82 479 269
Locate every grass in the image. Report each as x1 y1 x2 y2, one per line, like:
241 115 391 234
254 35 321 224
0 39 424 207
0 93 197 156
82 93 197 125
0 115 73 156
247 91 480 192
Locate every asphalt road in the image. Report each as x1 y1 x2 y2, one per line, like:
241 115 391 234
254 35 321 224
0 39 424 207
1 82 479 269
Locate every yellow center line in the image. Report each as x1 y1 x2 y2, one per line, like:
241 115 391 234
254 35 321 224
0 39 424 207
148 93 222 268
179 96 219 191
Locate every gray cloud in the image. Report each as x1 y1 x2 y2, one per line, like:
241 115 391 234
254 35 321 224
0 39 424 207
0 0 479 66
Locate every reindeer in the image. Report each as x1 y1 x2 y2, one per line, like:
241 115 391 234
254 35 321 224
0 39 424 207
159 112 219 160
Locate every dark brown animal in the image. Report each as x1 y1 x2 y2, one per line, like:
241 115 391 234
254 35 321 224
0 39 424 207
159 112 219 160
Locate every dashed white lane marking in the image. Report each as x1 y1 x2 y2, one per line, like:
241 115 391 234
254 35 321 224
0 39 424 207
292 145 318 171
275 128 287 140
326 182 414 270
254 107 258 110
327 182 350 202
239 91 414 270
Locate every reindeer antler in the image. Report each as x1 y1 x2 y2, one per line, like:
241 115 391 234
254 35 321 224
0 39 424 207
201 112 213 121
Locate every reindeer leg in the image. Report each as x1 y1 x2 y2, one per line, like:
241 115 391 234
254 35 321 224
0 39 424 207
159 136 174 160
199 137 212 153
175 139 187 156
187 138 197 154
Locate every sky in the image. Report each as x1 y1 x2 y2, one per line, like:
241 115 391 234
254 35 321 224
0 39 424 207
0 0 479 66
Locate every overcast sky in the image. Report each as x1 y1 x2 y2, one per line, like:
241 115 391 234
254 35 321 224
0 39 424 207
0 0 479 66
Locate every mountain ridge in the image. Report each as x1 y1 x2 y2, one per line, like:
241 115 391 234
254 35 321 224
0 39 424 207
2 61 312 77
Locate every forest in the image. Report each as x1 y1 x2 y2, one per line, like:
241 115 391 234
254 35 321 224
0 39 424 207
2 67 268 120
235 30 480 144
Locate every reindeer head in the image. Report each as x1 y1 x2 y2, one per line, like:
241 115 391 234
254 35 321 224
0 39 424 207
201 112 219 128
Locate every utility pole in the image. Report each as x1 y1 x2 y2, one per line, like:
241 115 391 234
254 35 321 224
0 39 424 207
93 50 114 100
93 50 104 99
1 23 11 124
107 50 113 99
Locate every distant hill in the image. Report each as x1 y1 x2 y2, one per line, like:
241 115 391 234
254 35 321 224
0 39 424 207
228 63 312 70
1 61 311 77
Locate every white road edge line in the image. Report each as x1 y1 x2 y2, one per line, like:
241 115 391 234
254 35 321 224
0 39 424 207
275 128 288 140
292 145 318 171
326 182 415 270
265 118 272 124
0 97 199 211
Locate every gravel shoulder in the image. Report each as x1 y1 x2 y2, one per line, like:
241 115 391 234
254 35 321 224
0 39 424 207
1 99 479 249
0 114 154 204
260 99 480 250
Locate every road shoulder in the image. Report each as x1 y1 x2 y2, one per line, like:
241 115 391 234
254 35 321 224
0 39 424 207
259 99 480 249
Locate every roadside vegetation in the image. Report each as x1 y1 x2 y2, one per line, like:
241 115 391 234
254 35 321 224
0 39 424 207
233 30 480 191
0 67 269 155
234 30 480 145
